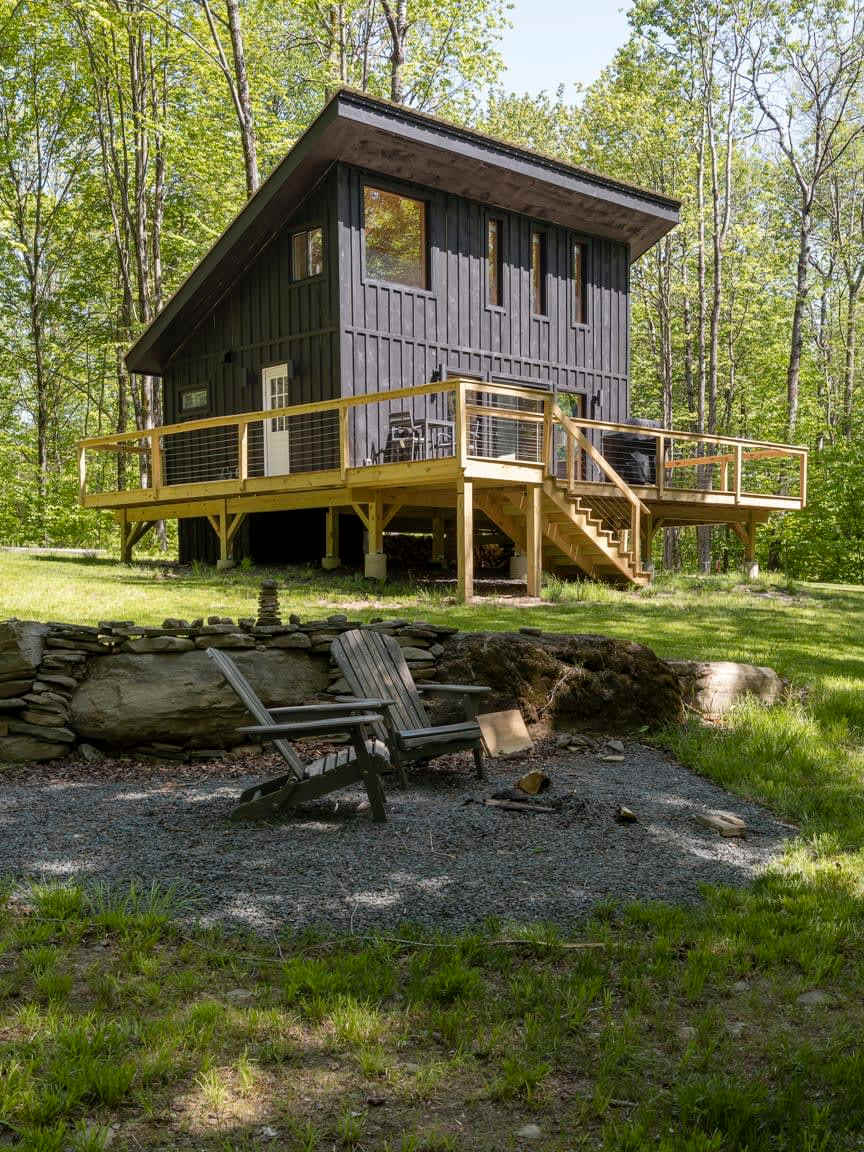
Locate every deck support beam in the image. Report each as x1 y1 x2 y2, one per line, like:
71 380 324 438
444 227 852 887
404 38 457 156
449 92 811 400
525 483 542 597
456 478 474 602
207 502 241 570
119 511 156 564
322 507 341 570
363 497 387 581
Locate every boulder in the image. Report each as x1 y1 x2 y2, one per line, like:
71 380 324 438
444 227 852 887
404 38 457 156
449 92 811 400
669 660 785 715
433 632 682 729
69 649 330 748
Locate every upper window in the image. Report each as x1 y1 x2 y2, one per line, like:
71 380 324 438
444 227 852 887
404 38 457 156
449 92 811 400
573 241 588 325
364 185 427 290
291 227 323 281
180 387 208 413
531 230 547 316
487 217 503 308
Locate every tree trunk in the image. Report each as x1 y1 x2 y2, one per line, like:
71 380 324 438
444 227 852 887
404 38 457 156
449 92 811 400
32 305 49 509
695 114 711 573
786 201 812 439
843 280 860 438
380 0 408 103
226 0 259 197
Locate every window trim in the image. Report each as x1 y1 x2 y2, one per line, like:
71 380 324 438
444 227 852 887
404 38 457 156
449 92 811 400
360 180 432 295
289 224 325 283
485 213 506 313
570 234 591 329
178 386 209 415
530 227 549 320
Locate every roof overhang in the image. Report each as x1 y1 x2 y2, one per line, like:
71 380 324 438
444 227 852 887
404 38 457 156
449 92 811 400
127 89 680 376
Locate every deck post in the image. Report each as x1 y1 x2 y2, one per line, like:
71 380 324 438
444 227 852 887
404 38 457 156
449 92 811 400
364 497 387 580
456 478 474 602
149 431 163 493
213 501 235 570
525 483 542 597
630 502 642 574
431 514 446 566
77 445 87 504
239 422 249 488
322 507 341 570
742 515 759 580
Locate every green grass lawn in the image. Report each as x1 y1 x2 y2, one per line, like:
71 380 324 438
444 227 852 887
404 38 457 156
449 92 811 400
2 553 864 1149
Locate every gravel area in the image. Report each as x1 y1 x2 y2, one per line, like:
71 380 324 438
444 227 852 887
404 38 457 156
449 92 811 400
0 740 794 934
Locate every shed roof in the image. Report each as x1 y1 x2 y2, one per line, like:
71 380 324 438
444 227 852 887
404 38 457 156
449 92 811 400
127 88 680 375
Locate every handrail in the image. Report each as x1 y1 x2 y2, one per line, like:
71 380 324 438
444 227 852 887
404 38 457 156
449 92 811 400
77 378 460 450
552 405 650 517
562 415 808 456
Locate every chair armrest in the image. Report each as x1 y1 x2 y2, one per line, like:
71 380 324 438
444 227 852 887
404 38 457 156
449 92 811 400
269 699 393 717
332 697 396 709
417 684 491 695
238 714 383 738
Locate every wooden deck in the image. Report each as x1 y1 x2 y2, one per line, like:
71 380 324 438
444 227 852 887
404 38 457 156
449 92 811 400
77 379 808 598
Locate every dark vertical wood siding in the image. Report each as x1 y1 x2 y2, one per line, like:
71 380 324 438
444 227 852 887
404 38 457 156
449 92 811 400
161 160 633 560
162 168 341 561
337 164 630 463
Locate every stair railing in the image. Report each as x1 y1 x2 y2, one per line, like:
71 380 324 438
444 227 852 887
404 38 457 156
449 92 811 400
550 405 651 573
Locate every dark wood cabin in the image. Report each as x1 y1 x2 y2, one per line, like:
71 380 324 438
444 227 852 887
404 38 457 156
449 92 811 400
124 88 681 570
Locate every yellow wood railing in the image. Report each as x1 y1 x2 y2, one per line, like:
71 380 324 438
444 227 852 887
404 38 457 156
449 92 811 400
77 379 808 523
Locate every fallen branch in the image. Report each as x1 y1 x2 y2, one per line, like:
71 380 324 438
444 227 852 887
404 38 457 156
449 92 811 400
484 798 558 814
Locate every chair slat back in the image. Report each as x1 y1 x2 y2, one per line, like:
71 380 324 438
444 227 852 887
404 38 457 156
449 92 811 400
206 647 304 778
331 630 429 735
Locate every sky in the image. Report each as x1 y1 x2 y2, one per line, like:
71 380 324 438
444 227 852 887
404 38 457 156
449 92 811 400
500 0 633 97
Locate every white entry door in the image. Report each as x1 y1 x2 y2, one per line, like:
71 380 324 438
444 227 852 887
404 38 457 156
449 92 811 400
262 364 291 477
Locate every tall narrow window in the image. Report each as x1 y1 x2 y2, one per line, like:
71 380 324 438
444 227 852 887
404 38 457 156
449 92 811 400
487 217 503 307
573 241 587 324
531 230 546 315
364 185 427 289
291 227 323 281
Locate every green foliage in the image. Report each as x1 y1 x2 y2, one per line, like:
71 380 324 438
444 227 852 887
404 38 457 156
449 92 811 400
779 443 864 582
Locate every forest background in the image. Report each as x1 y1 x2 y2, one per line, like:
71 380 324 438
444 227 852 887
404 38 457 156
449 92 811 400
2 0 863 580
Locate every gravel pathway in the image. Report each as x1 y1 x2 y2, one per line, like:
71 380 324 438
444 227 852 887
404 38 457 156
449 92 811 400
0 740 793 933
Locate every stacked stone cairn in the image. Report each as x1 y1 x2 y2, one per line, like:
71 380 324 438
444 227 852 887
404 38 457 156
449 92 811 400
256 580 282 628
0 613 461 763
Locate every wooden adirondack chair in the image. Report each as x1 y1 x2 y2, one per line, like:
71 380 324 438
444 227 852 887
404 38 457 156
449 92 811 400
331 629 491 779
207 647 392 822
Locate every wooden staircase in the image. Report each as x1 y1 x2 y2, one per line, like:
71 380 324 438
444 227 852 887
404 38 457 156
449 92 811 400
475 478 650 588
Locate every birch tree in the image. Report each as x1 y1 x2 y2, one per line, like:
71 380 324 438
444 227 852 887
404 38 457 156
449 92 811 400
748 0 864 438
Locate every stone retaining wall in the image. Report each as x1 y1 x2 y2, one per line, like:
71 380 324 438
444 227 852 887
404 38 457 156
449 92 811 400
0 614 786 764
0 614 460 762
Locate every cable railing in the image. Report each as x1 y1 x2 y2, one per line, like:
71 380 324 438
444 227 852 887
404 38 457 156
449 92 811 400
77 381 808 531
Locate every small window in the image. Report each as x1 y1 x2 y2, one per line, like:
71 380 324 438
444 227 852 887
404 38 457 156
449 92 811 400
180 387 208 413
531 230 546 315
291 227 323 281
487 217 503 307
364 185 427 289
573 241 588 325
